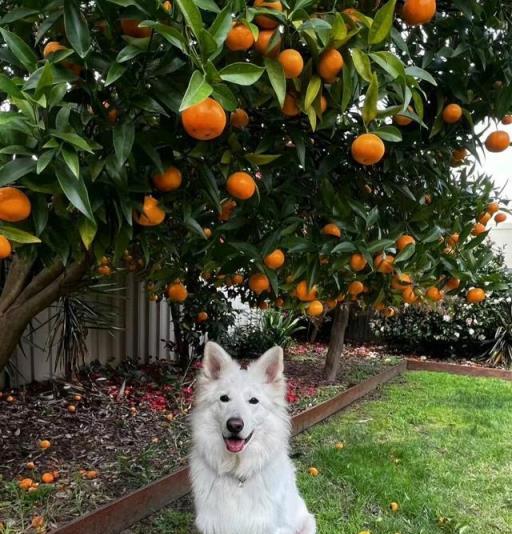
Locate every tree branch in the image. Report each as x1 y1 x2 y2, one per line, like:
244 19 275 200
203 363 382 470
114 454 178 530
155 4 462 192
0 255 35 314
15 261 65 307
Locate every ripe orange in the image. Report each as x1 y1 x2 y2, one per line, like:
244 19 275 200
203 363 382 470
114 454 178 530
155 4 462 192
308 466 319 477
320 95 327 113
351 134 385 165
390 502 400 512
254 0 283 29
444 277 460 291
0 236 12 259
347 280 364 296
67 404 76 413
249 273 270 294
0 187 32 222
162 1 172 12
203 227 212 238
425 286 443 302
74 394 82 402
181 98 226 141
275 297 285 308
31 516 45 528
350 253 367 272
264 249 285 269
495 212 507 223
43 41 65 58
485 131 510 153
502 115 512 125
424 193 432 205
296 280 318 301
39 440 51 450
471 222 486 236
85 470 98 480
197 311 208 322
226 23 254 51
19 478 34 491
396 234 415 251
391 273 412 290
374 253 394 274
325 299 337 309
167 282 188 302
219 199 237 221
282 93 300 117
402 286 417 304
402 0 436 25
232 273 244 285
478 212 491 225
41 472 55 484
134 195 165 226
447 233 459 247
6 395 15 402
152 166 182 192
442 103 463 124
97 265 112 276
278 49 304 79
120 18 152 38
226 171 256 200
393 106 414 126
317 48 344 81
307 300 324 316
231 108 249 129
467 287 485 303
487 201 499 214
26 462 36 470
383 307 396 318
321 223 341 237
452 147 467 162
254 30 281 56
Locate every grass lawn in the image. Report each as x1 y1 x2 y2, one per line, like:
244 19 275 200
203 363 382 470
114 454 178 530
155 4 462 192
134 371 512 534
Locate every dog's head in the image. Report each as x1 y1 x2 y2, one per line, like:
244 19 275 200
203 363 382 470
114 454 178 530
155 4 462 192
193 341 288 457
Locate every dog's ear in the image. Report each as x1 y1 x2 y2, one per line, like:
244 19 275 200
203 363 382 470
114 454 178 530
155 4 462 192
250 346 284 384
202 341 234 380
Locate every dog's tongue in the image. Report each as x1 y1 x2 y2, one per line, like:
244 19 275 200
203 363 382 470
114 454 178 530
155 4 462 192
225 438 245 453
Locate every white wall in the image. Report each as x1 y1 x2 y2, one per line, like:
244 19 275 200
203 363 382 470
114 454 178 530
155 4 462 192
489 222 512 267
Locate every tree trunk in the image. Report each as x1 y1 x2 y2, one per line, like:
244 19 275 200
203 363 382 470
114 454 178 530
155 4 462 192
323 303 350 383
170 303 189 369
309 316 323 343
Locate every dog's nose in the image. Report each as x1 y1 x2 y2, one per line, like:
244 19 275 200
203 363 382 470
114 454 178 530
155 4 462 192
226 417 244 434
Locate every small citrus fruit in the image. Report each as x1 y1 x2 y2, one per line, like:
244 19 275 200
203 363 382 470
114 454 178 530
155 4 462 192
278 49 304 79
167 282 188 302
442 103 463 124
308 467 319 477
120 18 152 38
0 236 12 259
317 48 344 81
41 472 55 484
249 273 270 294
485 131 510 153
467 287 485 303
351 134 385 165
181 98 226 141
0 187 31 222
348 281 364 296
396 235 415 251
152 166 182 192
226 23 254 51
282 93 300 117
231 108 249 129
322 223 341 237
226 171 256 200
254 0 283 29
254 30 281 56
264 249 285 269
307 300 324 316
296 280 318 302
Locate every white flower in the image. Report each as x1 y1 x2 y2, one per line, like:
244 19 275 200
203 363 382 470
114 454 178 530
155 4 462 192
454 332 460 338
466 318 473 326
507 297 512 303
443 314 452 322
468 328 475 335
478 335 486 341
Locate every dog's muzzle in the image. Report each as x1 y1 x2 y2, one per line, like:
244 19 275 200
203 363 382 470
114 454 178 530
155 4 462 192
223 431 254 453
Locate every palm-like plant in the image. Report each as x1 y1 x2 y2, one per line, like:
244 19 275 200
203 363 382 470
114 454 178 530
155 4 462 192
485 303 512 368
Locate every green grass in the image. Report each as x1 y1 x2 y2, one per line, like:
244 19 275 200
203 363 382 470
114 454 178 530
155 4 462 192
136 371 512 533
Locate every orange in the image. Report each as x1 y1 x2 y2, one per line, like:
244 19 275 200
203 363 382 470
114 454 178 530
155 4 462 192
197 311 208 322
120 18 152 38
320 95 327 113
452 147 467 162
39 440 51 449
396 234 415 251
134 195 165 226
487 201 500 214
350 253 367 272
254 0 283 29
444 277 460 291
226 171 256 200
390 502 400 512
0 187 32 222
152 166 182 192
485 131 510 153
321 223 341 237
106 108 119 124
478 212 491 225
203 227 212 238
425 286 443 301
394 106 414 126
317 48 344 81
467 287 485 303
232 273 244 285
278 49 304 79
424 193 432 205
374 253 394 274
167 282 188 302
495 212 507 223
347 280 364 296
264 249 285 269
181 98 226 141
31 516 45 528
351 134 385 165
162 1 172 12
402 0 436 25
275 297 285 308
43 41 65 58
447 233 459 247
383 307 396 318
226 23 254 51
0 236 12 259
325 299 337 309
307 300 324 316
41 472 55 484
97 264 112 276
442 103 463 124
67 404 76 413
471 222 486 236
26 462 36 470
391 273 412 290
282 93 300 117
231 108 249 128
402 286 417 304
335 441 345 449
296 280 318 301
249 273 270 294
502 115 512 125
254 30 281 56
19 478 34 491
219 199 237 221
258 300 269 310
308 466 319 477
85 470 98 479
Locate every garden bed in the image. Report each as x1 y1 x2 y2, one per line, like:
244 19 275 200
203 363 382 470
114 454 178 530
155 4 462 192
0 342 400 532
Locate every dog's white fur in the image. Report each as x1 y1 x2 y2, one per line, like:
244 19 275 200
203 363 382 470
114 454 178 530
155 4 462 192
190 341 316 534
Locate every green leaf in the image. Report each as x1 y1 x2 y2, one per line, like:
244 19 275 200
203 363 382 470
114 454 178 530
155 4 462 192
212 83 238 111
264 58 286 108
179 70 213 111
209 5 232 46
113 122 135 165
305 75 321 110
405 66 437 86
368 0 397 45
0 158 36 186
34 63 54 101
219 63 265 86
50 131 95 153
105 63 127 86
55 164 95 221
362 73 379 125
145 22 187 52
372 125 402 142
369 51 405 79
351 49 373 82
0 73 23 99
37 150 55 174
61 146 80 178
79 217 97 249
341 62 353 112
64 0 91 58
395 244 416 263
31 195 48 235
175 0 203 40
0 225 41 244
116 45 144 63
245 153 281 165
0 28 37 72
195 0 220 12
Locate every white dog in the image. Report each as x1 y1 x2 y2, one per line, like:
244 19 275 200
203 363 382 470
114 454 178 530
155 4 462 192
190 341 316 534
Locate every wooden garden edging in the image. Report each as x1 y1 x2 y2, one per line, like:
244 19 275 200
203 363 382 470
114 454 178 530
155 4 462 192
406 359 512 380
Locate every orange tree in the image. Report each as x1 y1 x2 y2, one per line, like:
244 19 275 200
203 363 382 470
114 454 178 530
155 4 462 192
0 0 511 377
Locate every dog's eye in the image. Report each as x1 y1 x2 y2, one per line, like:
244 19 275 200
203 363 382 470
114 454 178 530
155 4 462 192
249 397 259 404
220 395 230 402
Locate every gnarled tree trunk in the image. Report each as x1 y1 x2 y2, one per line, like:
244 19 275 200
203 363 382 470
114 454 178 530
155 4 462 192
323 303 350 383
0 255 89 374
